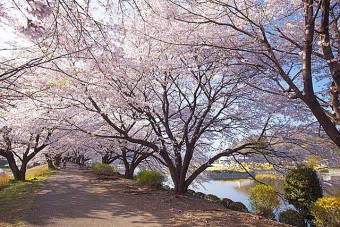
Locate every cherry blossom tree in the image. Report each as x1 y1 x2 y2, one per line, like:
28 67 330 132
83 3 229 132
0 100 60 180
60 100 158 178
0 0 123 110
94 140 155 178
43 3 319 192
141 0 340 148
71 44 296 192
0 0 328 191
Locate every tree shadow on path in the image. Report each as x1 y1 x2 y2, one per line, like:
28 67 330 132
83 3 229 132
25 164 165 227
21 164 290 227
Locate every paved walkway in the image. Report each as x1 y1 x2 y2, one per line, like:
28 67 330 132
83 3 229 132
26 164 162 227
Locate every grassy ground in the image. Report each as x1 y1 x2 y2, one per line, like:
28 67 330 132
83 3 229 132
0 165 54 227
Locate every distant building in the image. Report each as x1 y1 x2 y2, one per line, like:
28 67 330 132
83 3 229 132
212 155 248 167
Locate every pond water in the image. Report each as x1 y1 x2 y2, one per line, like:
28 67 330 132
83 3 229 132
189 178 292 215
187 169 339 217
189 179 253 208
0 168 10 173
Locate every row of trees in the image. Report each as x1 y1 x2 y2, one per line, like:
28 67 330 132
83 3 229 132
0 0 338 193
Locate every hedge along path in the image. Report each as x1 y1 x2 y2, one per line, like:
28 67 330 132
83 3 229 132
26 164 290 227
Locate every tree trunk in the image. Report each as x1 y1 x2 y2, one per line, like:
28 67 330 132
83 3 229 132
18 163 27 181
124 167 135 179
7 155 20 180
47 159 56 170
304 97 340 148
171 171 188 193
300 0 340 148
177 181 188 193
54 155 62 167
102 155 109 164
173 180 188 193
8 158 27 181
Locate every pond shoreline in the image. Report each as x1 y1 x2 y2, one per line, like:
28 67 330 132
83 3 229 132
191 168 340 219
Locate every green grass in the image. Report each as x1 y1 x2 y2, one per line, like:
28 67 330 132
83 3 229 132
26 164 54 180
0 164 54 226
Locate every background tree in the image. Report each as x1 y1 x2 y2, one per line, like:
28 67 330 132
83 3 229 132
0 126 53 180
93 140 155 179
0 93 67 180
0 124 54 181
307 154 322 169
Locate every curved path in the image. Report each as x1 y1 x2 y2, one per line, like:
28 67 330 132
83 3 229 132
26 164 162 227
26 164 289 227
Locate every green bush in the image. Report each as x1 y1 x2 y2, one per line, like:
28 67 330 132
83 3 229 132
249 184 280 218
284 165 323 223
279 209 304 227
204 194 221 203
311 197 340 227
135 170 164 188
220 198 234 208
92 163 117 176
229 202 248 212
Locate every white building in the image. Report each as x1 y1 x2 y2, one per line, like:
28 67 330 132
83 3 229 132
212 155 248 167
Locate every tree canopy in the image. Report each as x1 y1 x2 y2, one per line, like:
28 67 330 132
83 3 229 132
0 0 338 188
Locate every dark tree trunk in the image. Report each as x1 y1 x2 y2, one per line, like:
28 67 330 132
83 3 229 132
102 155 110 164
7 155 27 181
54 155 62 167
304 97 340 148
124 167 135 179
176 180 188 193
102 154 119 164
18 163 27 181
171 174 188 193
47 159 56 170
45 154 56 170
167 164 188 193
7 155 20 180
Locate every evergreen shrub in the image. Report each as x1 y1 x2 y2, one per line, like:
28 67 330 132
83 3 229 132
279 209 304 227
284 165 323 223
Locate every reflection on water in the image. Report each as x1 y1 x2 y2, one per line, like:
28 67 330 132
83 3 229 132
189 179 253 209
190 178 294 215
189 170 339 215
